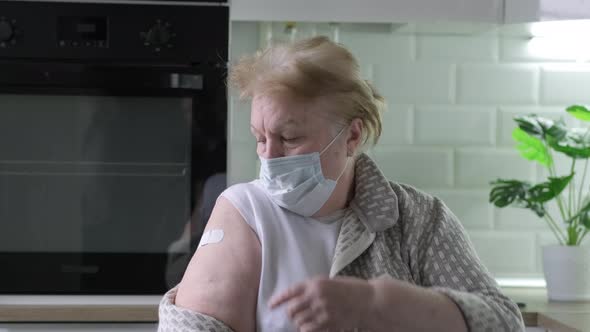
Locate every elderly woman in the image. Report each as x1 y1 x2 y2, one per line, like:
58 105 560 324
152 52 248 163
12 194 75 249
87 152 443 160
158 36 525 332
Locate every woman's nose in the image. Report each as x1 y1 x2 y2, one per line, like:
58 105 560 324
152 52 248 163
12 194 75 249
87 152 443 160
261 139 284 159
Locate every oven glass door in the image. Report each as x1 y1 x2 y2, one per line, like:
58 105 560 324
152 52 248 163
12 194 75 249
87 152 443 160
0 63 226 294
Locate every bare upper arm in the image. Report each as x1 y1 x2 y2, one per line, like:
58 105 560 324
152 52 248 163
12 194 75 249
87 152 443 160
175 196 261 332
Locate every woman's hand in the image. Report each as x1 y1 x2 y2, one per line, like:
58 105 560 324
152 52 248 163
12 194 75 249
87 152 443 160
268 276 375 332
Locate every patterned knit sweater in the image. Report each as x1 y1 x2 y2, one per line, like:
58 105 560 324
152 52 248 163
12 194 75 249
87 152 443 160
158 153 525 331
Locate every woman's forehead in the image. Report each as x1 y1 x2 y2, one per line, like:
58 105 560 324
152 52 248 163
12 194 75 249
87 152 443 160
251 94 331 132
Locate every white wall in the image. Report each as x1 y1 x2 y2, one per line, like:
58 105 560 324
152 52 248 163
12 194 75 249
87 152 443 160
228 21 590 279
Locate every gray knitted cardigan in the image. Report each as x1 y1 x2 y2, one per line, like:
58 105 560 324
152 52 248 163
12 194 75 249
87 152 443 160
158 153 525 331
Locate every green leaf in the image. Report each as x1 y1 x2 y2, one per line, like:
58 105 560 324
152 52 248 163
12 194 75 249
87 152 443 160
489 179 546 217
528 173 574 203
514 115 567 140
545 120 568 141
512 127 552 166
490 179 529 207
566 105 590 122
547 128 590 159
580 212 590 229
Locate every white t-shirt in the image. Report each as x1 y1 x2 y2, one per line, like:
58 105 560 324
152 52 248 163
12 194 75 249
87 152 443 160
221 179 346 332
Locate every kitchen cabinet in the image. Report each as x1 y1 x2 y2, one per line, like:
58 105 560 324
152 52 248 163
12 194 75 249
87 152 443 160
0 324 157 332
505 0 590 23
230 0 503 23
230 0 590 24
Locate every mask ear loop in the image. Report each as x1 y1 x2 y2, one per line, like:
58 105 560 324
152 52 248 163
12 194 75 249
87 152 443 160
319 126 347 156
320 126 351 182
334 156 351 182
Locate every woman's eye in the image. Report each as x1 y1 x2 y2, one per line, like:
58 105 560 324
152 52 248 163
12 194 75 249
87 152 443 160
282 137 298 142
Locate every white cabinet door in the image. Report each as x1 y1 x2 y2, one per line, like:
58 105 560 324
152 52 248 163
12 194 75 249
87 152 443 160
230 0 503 23
0 324 157 332
505 0 590 23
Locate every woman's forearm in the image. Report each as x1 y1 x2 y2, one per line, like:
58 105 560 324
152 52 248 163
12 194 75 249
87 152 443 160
364 277 468 332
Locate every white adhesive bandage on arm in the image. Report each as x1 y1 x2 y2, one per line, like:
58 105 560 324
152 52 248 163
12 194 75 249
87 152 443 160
198 229 224 247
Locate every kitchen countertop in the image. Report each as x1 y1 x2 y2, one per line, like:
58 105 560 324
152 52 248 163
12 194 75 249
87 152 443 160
503 288 590 332
1 288 589 331
0 295 160 323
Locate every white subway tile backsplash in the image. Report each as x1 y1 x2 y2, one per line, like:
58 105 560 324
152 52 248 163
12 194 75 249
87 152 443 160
378 104 413 145
228 141 257 186
541 65 590 104
415 23 497 35
431 190 493 229
536 148 589 184
456 149 536 188
372 146 453 188
229 97 252 143
500 37 536 62
468 232 537 274
228 22 259 186
500 37 575 62
373 63 454 104
495 206 556 231
339 25 414 65
414 106 495 146
230 22 260 61
457 64 539 104
417 35 497 62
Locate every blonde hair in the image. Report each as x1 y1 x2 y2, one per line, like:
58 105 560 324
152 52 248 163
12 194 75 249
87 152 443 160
229 36 386 147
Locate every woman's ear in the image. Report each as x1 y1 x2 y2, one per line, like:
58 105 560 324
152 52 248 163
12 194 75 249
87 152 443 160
347 118 364 156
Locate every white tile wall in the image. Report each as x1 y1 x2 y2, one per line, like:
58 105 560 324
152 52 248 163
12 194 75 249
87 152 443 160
228 21 590 278
414 106 495 146
455 149 537 188
228 22 260 186
339 25 414 65
373 63 455 104
378 104 413 145
417 35 497 61
500 37 577 62
540 65 590 104
469 232 537 274
372 146 454 188
431 190 493 229
457 64 539 104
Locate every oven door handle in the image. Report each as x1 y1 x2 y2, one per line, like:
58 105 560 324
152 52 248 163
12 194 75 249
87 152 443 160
169 73 203 90
0 62 207 95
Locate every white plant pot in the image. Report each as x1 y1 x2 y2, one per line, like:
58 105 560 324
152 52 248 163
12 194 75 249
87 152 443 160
542 245 590 301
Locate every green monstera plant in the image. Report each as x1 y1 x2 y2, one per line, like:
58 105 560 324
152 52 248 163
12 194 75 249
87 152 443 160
490 105 590 246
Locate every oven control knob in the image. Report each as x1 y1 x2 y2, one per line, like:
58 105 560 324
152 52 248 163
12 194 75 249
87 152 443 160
0 20 14 43
141 20 176 52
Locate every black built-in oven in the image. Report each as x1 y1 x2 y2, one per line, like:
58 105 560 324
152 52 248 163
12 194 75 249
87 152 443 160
0 0 228 294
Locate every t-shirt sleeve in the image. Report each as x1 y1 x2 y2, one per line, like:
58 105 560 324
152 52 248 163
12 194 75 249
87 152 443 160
218 182 259 236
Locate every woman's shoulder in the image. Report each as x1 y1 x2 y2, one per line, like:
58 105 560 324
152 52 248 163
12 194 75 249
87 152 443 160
219 179 275 223
221 179 267 201
387 181 439 209
386 180 459 235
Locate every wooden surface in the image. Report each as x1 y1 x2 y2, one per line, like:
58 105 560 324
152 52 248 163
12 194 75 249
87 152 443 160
504 287 590 332
0 305 157 322
0 287 589 330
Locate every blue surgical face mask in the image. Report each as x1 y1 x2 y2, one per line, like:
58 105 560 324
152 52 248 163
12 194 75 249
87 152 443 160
258 127 350 217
